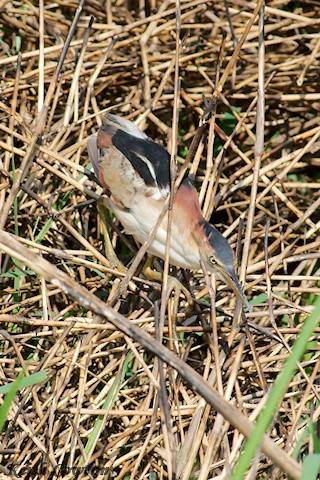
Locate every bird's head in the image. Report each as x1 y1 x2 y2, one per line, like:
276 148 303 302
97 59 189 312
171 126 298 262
198 221 252 312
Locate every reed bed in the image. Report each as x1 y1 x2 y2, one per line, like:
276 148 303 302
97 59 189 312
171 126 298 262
0 1 319 478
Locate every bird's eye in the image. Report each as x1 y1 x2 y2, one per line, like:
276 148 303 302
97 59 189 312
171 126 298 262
210 256 217 265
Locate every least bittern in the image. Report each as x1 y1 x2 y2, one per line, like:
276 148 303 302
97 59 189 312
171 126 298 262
88 114 251 311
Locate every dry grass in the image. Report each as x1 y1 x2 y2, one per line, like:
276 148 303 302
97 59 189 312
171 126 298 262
0 0 320 479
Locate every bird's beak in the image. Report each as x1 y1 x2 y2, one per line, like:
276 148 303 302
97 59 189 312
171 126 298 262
220 267 253 312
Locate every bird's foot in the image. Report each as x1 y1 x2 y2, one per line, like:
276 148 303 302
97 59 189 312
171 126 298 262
164 275 193 320
165 275 192 307
143 258 192 308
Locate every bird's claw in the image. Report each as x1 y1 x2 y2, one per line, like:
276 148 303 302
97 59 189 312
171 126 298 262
163 275 193 318
143 258 192 311
164 276 192 307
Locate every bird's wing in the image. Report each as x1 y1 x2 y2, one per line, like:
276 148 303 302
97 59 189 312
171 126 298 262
105 127 170 191
87 133 100 180
88 115 171 204
93 120 171 200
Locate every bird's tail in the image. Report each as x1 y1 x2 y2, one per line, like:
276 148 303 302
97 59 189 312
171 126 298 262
101 113 148 140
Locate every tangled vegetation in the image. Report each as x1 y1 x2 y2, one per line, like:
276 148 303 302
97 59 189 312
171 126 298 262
0 1 319 478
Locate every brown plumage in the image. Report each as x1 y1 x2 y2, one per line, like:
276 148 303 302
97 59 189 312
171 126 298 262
88 113 251 310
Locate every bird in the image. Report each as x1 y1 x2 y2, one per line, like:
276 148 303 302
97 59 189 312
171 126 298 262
87 113 251 311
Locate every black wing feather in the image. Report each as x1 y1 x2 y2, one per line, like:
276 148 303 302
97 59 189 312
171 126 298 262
111 129 170 189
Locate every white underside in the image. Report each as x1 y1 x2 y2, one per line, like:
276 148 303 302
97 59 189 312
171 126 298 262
109 198 201 270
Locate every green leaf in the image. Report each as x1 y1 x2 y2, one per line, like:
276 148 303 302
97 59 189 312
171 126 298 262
15 36 22 53
35 218 53 243
249 293 268 305
0 374 23 433
310 421 320 454
0 370 48 395
231 296 320 480
302 454 320 480
0 370 48 432
82 352 133 461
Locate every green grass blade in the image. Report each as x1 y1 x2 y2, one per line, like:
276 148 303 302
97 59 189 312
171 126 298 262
301 454 320 480
0 370 48 395
82 352 132 461
35 218 53 243
231 296 320 480
0 374 24 433
0 370 47 433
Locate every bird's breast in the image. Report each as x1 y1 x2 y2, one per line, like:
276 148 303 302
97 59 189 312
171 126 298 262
111 194 201 270
101 152 203 270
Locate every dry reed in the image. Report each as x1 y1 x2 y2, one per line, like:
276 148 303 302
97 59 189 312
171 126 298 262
0 1 319 479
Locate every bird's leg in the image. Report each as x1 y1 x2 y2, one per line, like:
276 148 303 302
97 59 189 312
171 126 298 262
143 256 192 309
97 200 127 273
